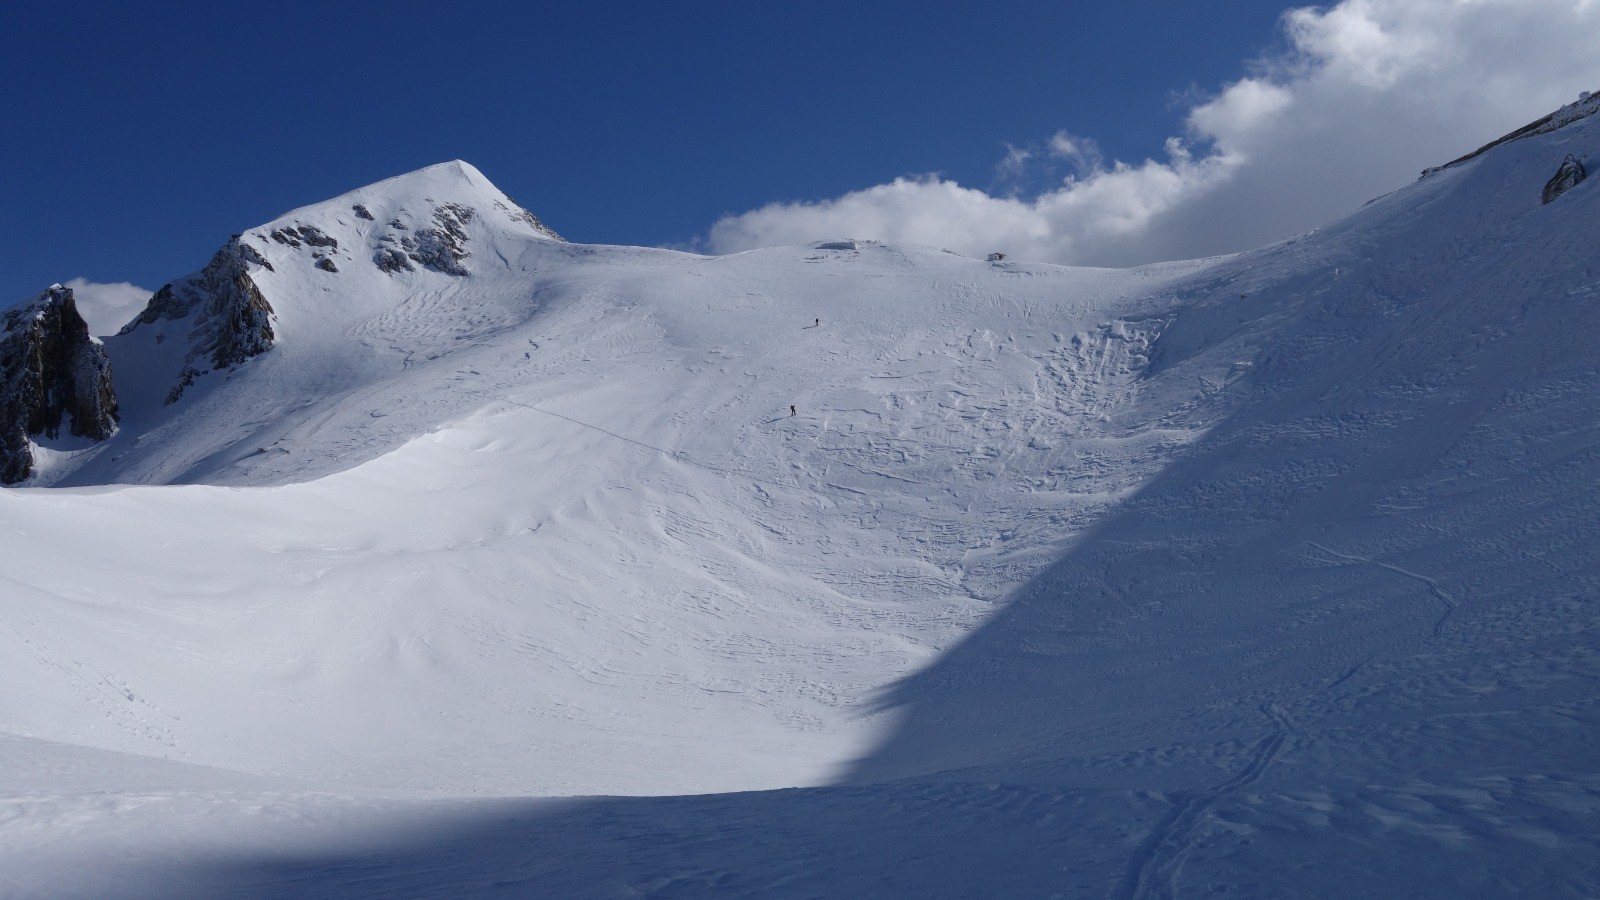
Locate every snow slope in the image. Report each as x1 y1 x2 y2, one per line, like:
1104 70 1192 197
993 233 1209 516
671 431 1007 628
3 100 1600 896
5 193 1216 798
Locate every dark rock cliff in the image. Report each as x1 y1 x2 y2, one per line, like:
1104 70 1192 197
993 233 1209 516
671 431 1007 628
0 285 118 483
121 236 277 403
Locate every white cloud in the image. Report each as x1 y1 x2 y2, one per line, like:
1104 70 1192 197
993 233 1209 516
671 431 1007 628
709 0 1600 266
1047 132 1104 176
62 278 152 337
994 144 1035 184
1187 80 1293 146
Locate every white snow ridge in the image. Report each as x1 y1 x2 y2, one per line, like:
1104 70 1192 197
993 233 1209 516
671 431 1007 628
3 96 1600 897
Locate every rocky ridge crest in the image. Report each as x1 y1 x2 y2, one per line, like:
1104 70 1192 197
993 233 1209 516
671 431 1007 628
120 236 277 403
1422 89 1598 179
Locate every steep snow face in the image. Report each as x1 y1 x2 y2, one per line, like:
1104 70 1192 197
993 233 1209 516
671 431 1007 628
854 103 1600 788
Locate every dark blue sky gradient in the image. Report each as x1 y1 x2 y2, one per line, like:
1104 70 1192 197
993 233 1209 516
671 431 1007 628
2 1 1300 301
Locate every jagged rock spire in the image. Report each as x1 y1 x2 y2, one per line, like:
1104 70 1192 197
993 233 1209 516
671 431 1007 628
120 236 277 404
0 285 118 483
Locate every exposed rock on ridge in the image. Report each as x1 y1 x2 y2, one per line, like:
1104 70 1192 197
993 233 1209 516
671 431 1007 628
400 203 474 275
498 199 562 242
370 200 559 277
268 224 338 250
1422 89 1599 178
120 236 277 403
0 285 118 483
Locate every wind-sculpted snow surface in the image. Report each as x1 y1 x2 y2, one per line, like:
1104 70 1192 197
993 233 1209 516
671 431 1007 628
3 107 1600 896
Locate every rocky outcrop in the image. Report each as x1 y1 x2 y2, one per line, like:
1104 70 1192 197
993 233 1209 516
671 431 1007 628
374 245 414 273
494 198 563 241
121 236 277 403
369 200 562 278
269 224 338 250
400 204 474 276
0 285 118 483
1542 154 1587 204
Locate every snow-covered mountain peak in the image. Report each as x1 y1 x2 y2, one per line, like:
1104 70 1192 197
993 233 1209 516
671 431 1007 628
241 158 563 282
100 161 566 423
277 158 558 234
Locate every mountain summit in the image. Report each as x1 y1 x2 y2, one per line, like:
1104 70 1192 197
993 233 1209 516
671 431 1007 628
0 161 564 484
113 160 563 405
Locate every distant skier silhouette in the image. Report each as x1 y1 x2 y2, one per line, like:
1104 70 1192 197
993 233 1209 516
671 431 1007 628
790 405 796 416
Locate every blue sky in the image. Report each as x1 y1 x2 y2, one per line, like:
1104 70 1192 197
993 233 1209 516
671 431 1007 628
4 1 1598 306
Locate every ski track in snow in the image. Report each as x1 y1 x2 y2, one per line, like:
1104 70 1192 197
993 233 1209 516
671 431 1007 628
1304 541 1459 638
1120 704 1295 900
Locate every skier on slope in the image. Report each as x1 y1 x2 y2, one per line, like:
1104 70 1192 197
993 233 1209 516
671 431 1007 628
790 405 797 416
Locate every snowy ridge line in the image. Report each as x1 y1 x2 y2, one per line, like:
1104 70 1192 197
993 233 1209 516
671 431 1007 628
1421 87 1600 177
495 397 802 493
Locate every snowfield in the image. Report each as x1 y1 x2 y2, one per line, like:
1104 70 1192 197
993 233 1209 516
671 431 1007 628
3 100 1599 897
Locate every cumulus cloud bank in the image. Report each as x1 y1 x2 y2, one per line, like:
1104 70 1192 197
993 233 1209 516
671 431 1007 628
709 0 1600 266
63 278 153 337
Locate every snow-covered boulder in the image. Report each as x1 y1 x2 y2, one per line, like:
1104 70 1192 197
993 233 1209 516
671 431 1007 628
1542 153 1587 204
0 285 117 482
